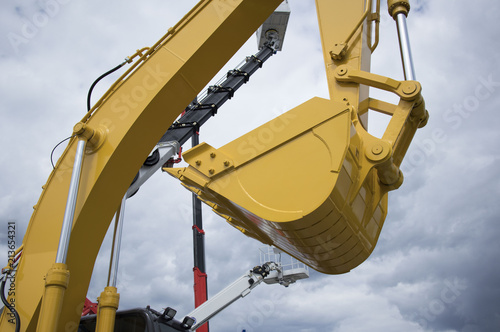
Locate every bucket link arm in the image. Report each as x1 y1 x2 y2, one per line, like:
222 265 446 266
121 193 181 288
335 66 428 197
334 65 421 101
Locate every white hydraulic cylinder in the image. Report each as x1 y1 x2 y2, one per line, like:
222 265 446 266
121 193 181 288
126 141 179 198
184 264 276 331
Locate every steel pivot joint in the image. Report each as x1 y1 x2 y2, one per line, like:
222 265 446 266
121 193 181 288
73 122 107 152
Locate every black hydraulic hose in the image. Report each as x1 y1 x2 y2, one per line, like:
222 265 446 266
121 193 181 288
50 135 75 169
1 277 20 332
87 61 126 112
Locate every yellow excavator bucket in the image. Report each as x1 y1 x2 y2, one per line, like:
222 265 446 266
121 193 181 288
164 0 430 276
166 94 426 274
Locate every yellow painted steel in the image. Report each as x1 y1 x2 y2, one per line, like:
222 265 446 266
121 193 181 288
35 264 70 332
166 0 428 274
166 87 426 274
316 0 374 125
95 287 120 332
0 1 283 331
0 0 428 330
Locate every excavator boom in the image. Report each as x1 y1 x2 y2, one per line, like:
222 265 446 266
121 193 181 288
0 1 283 331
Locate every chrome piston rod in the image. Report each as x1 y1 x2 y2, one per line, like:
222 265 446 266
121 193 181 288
108 195 127 287
395 12 416 81
55 139 87 264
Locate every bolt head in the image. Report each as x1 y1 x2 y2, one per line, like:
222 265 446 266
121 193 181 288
73 122 86 135
372 145 384 155
403 82 417 95
337 68 347 76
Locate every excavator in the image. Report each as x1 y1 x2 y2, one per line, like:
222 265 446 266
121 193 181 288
0 0 428 331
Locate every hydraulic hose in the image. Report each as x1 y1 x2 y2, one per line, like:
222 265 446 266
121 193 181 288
87 61 127 112
1 277 20 332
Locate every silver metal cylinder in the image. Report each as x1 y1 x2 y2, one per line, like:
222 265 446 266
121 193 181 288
108 195 127 287
395 13 416 81
55 138 87 264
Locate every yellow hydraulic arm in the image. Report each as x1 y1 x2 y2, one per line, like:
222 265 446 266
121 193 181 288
0 0 427 331
0 1 283 331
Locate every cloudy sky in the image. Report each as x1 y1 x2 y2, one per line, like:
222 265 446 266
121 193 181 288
1 0 500 331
